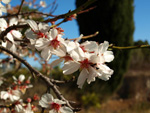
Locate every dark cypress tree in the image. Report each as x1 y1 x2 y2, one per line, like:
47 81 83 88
76 0 134 97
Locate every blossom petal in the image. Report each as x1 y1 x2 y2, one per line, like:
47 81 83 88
77 69 88 88
2 0 11 4
18 74 25 82
38 22 50 33
81 41 98 52
99 41 109 54
104 51 114 62
11 30 22 39
6 33 14 43
62 61 80 75
35 38 49 51
9 18 18 26
25 29 38 40
39 93 53 108
50 58 64 68
41 47 51 61
50 28 58 39
54 99 66 105
26 20 38 32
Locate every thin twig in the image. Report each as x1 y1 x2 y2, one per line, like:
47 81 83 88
44 0 97 23
68 31 99 41
17 0 25 15
109 44 150 50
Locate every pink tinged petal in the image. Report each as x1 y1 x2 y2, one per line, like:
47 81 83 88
19 74 25 82
11 30 22 39
0 18 7 29
50 28 58 39
62 61 80 75
26 20 38 32
9 18 18 26
99 41 109 54
41 47 51 61
35 38 49 51
77 69 89 89
60 107 73 113
38 23 50 33
81 41 98 52
39 93 54 108
104 51 114 62
2 0 11 4
50 58 64 68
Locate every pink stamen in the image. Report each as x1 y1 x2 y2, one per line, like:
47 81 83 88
51 102 61 111
79 58 92 69
80 46 87 52
63 55 73 62
50 37 60 49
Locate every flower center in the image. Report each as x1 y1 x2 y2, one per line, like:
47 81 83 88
63 55 73 62
51 102 61 111
50 37 60 49
80 46 87 52
80 58 92 69
37 32 47 38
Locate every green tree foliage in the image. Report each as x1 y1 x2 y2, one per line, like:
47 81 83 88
76 0 134 97
130 40 150 69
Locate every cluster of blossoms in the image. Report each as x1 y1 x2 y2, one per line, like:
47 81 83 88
0 0 115 112
25 20 114 88
0 74 36 113
0 74 73 113
0 17 114 88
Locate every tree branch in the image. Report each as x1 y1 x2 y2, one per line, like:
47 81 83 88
17 0 25 15
0 46 80 112
109 44 150 50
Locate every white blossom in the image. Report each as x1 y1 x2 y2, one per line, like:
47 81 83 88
35 28 66 61
0 18 22 52
0 88 21 102
39 93 73 113
62 41 114 88
40 0 46 8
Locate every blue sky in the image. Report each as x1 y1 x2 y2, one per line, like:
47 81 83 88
134 0 150 42
5 0 150 67
10 0 150 42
